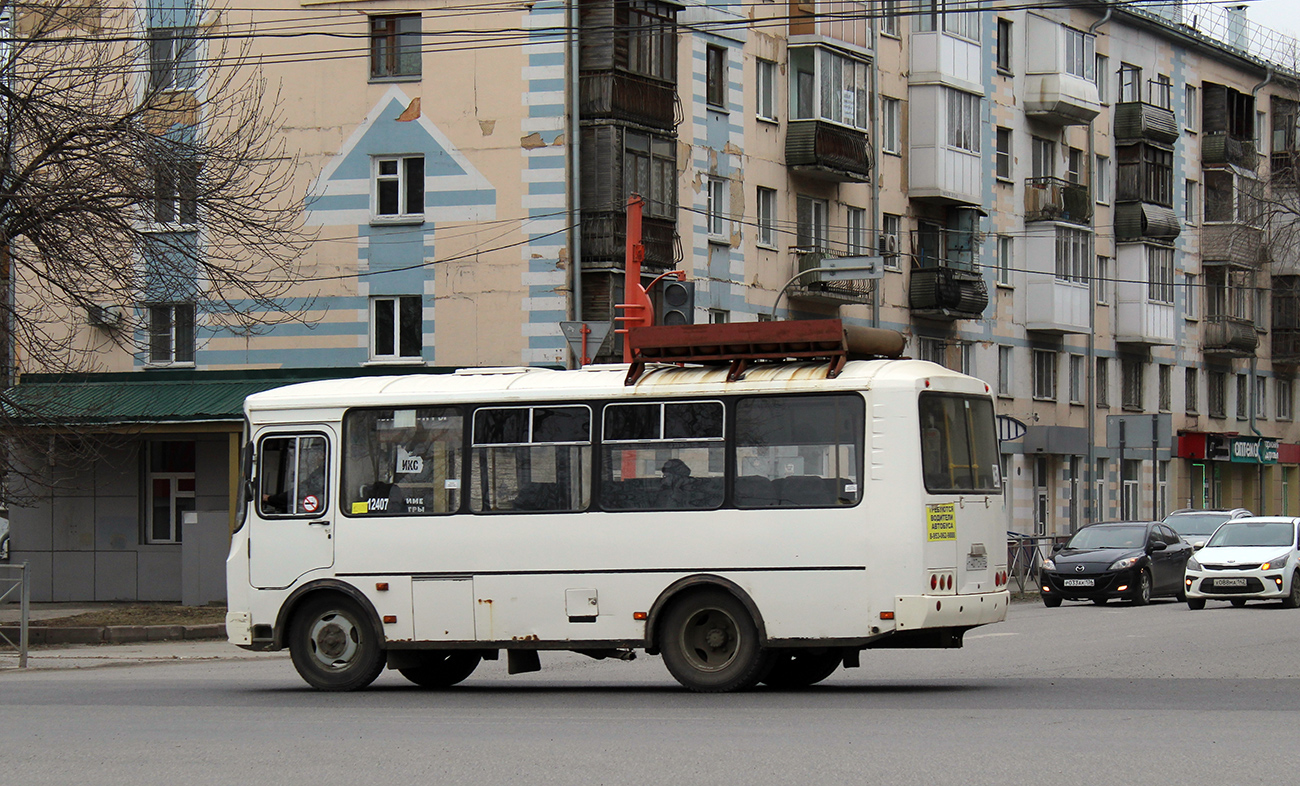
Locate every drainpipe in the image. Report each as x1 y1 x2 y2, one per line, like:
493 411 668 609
1084 4 1109 521
567 0 583 365
1088 6 1111 35
1251 66 1275 99
871 18 881 328
1250 69 1274 510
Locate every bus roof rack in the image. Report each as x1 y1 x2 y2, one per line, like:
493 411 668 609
624 319 906 385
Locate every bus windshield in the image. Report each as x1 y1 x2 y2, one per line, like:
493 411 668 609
919 393 1000 494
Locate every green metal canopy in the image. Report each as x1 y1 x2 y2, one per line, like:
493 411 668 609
2 367 454 427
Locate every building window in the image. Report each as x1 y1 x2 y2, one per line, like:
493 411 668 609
1122 358 1144 411
1209 371 1227 418
1067 148 1084 185
995 18 1012 74
789 47 870 129
756 187 777 247
148 303 196 365
847 207 867 255
995 127 1012 180
998 345 1013 397
1186 367 1199 414
624 131 677 219
1095 155 1110 203
1148 245 1174 304
880 0 899 37
947 89 981 153
707 178 728 238
370 295 422 361
882 97 901 154
1056 226 1091 284
1257 375 1268 419
796 195 828 250
1096 255 1111 304
1185 84 1198 131
1119 63 1142 103
1257 110 1268 154
1205 169 1263 225
708 309 730 324
1031 136 1056 179
1033 350 1057 401
152 152 199 226
1158 364 1172 412
1206 266 1253 321
1116 142 1173 207
370 14 422 79
373 156 424 221
1152 73 1172 110
1237 374 1249 420
1278 378 1294 421
882 214 901 269
148 27 198 92
1184 179 1198 225
1184 273 1198 319
1064 27 1095 81
706 45 727 109
623 1 677 82
1069 355 1085 404
997 235 1013 286
1095 54 1109 104
1096 357 1110 408
756 58 776 120
147 441 195 544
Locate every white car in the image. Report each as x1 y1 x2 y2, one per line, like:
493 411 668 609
1185 517 1300 609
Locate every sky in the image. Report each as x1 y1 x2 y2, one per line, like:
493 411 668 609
1247 0 1300 38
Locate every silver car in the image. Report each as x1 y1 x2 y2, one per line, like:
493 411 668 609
1163 508 1252 546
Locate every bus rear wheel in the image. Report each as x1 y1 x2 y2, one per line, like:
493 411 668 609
289 595 385 692
398 651 482 688
660 589 770 693
761 649 842 689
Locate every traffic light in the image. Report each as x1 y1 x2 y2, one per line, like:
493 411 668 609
657 280 695 326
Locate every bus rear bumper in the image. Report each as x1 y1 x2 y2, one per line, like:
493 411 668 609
894 590 1009 631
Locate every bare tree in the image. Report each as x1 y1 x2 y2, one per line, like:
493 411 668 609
0 1 311 486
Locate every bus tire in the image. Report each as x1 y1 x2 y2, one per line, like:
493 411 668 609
660 589 770 693
760 649 842 689
398 651 482 688
288 594 386 691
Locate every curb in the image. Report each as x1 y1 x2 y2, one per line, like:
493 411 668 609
0 623 224 646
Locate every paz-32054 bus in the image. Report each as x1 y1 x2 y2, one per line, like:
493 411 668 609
226 324 1009 691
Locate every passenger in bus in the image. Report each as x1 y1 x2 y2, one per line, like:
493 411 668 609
362 479 407 514
660 458 693 507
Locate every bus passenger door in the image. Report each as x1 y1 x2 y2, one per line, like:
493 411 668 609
249 430 336 589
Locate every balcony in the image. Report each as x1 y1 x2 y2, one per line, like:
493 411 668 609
908 265 988 321
1024 72 1100 126
1274 275 1300 365
580 72 676 131
1202 133 1257 169
1114 203 1180 242
785 120 871 182
581 211 678 271
1025 177 1093 225
1023 225 1091 334
1114 243 1175 345
1201 222 1266 267
788 248 873 306
1114 102 1179 144
1203 315 1259 357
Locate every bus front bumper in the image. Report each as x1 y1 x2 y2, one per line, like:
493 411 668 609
894 590 1009 631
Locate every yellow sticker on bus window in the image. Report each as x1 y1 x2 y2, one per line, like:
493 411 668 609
351 501 368 515
927 502 956 541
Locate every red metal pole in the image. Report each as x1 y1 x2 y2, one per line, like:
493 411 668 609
614 194 652 362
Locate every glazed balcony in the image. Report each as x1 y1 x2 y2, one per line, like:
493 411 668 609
581 211 678 271
1024 72 1100 126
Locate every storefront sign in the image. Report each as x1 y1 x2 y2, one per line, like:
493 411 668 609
1229 436 1279 464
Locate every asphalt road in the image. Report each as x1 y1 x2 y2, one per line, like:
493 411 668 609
2 597 1297 786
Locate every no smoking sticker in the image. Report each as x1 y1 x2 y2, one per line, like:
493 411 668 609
301 495 319 513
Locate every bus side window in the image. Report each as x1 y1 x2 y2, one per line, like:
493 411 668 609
733 395 864 509
259 435 328 517
342 408 464 516
600 401 725 512
471 405 592 513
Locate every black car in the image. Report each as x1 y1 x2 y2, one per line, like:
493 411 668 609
1040 521 1192 607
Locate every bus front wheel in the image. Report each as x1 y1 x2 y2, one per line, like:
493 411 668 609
398 651 482 688
660 589 770 693
289 595 386 691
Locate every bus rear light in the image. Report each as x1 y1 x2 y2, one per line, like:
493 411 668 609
946 575 953 590
879 611 895 620
930 575 938 590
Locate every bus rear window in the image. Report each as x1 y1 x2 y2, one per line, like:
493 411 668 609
918 393 1000 494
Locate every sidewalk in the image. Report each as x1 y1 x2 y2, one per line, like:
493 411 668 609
0 637 283 671
0 602 226 647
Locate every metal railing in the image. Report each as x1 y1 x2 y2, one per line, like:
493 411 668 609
1006 535 1068 598
1 562 30 668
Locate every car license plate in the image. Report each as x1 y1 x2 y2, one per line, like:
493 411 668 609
1063 578 1095 587
966 554 987 571
1213 578 1247 588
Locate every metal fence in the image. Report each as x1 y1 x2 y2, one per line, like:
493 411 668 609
1007 535 1069 598
1 562 30 669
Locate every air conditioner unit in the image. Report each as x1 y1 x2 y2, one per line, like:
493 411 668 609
87 304 123 328
878 234 898 257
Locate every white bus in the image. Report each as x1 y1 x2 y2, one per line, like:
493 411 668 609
226 345 1009 692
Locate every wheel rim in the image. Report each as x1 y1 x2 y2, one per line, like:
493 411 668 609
1140 573 1151 602
307 611 360 670
677 606 741 673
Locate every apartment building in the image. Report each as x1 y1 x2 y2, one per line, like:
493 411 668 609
6 0 1300 600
